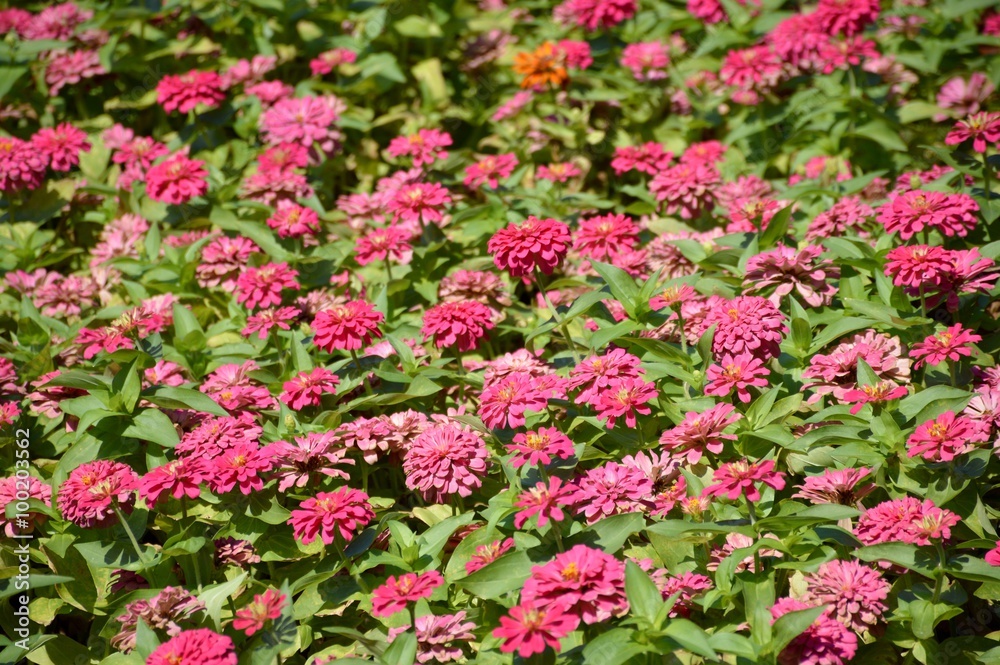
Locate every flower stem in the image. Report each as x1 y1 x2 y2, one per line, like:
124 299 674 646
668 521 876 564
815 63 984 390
454 347 467 405
983 150 993 217
349 349 372 395
113 504 155 584
533 272 581 364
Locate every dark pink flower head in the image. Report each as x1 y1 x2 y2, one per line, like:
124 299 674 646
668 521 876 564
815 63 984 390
422 300 496 352
45 49 107 96
0 475 52 537
356 225 414 266
945 111 1000 153
157 70 225 114
489 216 572 277
232 589 285 637
515 476 575 529
659 402 740 465
555 0 637 30
139 460 203 505
387 182 452 227
878 190 979 239
508 427 575 468
611 142 674 175
720 45 783 94
744 245 839 308
705 353 770 403
236 262 300 310
480 371 553 429
288 487 374 545
242 306 301 340
32 123 90 172
0 136 48 192
568 348 643 404
594 376 658 429
537 161 583 183
146 153 209 205
403 423 490 502
770 598 857 665
907 411 988 462
706 295 787 361
570 461 654 523
259 95 343 152
280 367 339 410
310 48 357 76
387 128 452 167
147 629 237 665
649 161 719 219
176 412 262 458
312 300 384 352
58 460 139 529
842 380 908 414
371 570 444 617
574 213 639 262
726 196 785 233
856 496 960 546
806 196 875 240
883 244 952 291
521 544 627 624
466 538 515 574
813 0 879 35
206 443 274 495
493 601 579 658
266 201 320 239
704 459 785 502
911 324 981 368
937 73 995 118
803 560 890 633
464 153 519 189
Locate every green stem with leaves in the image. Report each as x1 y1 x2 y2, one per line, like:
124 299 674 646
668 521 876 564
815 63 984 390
114 503 155 586
350 349 372 395
533 272 581 364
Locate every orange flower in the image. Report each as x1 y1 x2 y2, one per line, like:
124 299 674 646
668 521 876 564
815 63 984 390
513 42 568 90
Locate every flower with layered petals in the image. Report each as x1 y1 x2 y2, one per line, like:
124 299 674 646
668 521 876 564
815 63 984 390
388 182 452 226
945 111 1000 153
0 136 48 191
146 154 209 204
856 497 960 546
0 475 51 537
494 601 579 658
235 262 300 310
508 427 575 468
403 423 490 502
372 571 444 617
521 544 627 624
233 589 286 636
464 153 519 189
705 459 785 502
422 300 495 352
32 123 89 171
793 467 875 506
58 460 139 529
387 129 452 167
594 377 657 429
288 487 374 545
489 217 572 277
770 598 857 665
911 324 981 368
312 300 384 352
147 629 237 665
802 560 890 633
842 381 909 414
878 190 979 239
659 403 740 465
907 411 987 462
515 477 575 529
704 353 770 403
280 367 339 410
157 70 225 114
139 460 203 505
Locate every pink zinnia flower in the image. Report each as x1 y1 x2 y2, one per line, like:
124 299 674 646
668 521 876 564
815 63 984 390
556 0 637 30
392 610 476 664
744 245 839 307
197 235 259 290
58 460 139 529
611 142 674 175
312 300 384 352
147 629 237 665
422 300 495 352
233 589 285 637
480 372 555 429
842 381 908 414
907 411 987 462
264 432 354 492
883 244 953 290
574 213 639 262
704 353 770 403
945 111 1000 153
139 460 203 505
280 367 340 410
537 162 582 183
621 42 670 81
259 95 343 152
770 598 857 665
856 497 960 546
235 262 300 310
570 461 654 523
802 560 890 633
792 467 875 506
806 196 875 240
726 196 784 233
31 123 89 172
649 162 719 219
464 153 518 189
45 49 106 96
812 0 879 35
878 190 979 239
266 201 320 239
987 542 1000 567
466 538 515 574
493 601 579 658
515 477 575 529
355 226 413 266
157 70 225 114
242 306 300 340
387 128 452 167
206 444 274 495
288 487 375 545
937 73 995 118
704 459 785 502
507 427 575 468
594 376 658 429
720 46 783 93
403 423 490 502
705 295 787 361
175 412 262 458
489 216 572 278
0 135 48 192
145 154 209 204
659 403 740 465
371 571 444 617
0 475 52 537
387 182 452 226
911 324 981 368
521 544 627 624
309 48 357 76
568 348 644 404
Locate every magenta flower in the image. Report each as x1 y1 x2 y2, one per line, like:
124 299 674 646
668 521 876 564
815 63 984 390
568 348 643 404
463 153 518 189
0 135 48 192
206 444 274 495
507 427 575 468
0 475 52 537
371 571 444 617
611 142 673 175
594 376 658 429
770 598 857 665
31 123 90 171
387 128 452 167
802 560 890 633
906 411 987 462
659 403 740 465
877 190 979 239
945 111 1000 153
479 372 551 429
620 41 670 81
573 213 639 262
704 459 785 502
139 460 203 505
288 487 374 546
986 542 1000 567
705 295 786 361
488 216 572 277
233 589 286 636
312 300 384 352
521 544 627 624
356 226 413 266
704 353 770 403
842 381 909 414
403 423 490 502
465 538 515 574
280 367 340 410
235 262 300 310
58 460 139 529
569 461 654 523
259 95 343 152
156 70 225 114
493 601 579 658
649 162 719 219
388 182 452 226
266 201 320 239
910 324 981 368
242 306 300 340
515 477 574 529
147 629 237 665
422 300 495 352
145 154 209 205
856 497 960 546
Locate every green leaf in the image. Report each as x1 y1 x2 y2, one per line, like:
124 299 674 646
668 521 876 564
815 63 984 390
142 386 228 416
898 386 972 422
769 605 826 655
393 15 443 37
382 631 417 665
946 555 1000 584
591 260 640 317
572 513 646 553
855 357 880 387
123 408 179 448
583 628 646 665
625 560 662 623
458 551 532 599
417 513 475 560
199 572 247 630
853 543 937 578
664 619 718 660
759 205 792 248
0 575 73 600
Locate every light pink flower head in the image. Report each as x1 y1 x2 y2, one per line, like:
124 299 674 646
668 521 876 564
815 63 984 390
403 423 490 502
